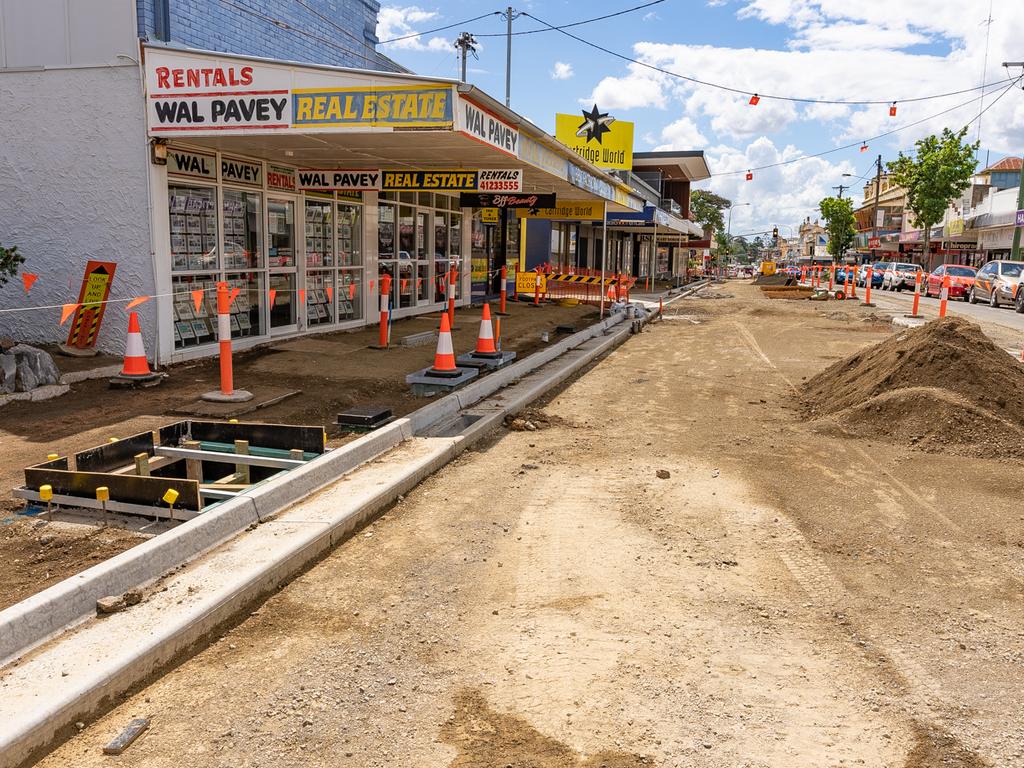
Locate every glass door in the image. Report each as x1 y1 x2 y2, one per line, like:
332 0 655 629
267 196 297 333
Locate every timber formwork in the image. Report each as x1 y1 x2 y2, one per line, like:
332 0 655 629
13 421 325 522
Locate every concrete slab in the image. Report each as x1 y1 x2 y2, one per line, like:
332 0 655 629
174 386 298 417
406 366 478 396
893 315 927 329
455 350 517 370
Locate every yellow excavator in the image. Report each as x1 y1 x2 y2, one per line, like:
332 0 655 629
759 260 777 276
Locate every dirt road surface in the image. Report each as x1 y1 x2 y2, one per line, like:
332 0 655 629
36 283 1023 767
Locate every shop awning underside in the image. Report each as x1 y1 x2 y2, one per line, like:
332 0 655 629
181 129 636 212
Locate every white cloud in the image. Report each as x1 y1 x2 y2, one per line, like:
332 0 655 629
654 117 708 150
585 62 669 110
697 136 858 235
551 61 574 80
376 6 452 52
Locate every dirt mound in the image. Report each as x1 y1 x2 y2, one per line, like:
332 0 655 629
803 316 1024 456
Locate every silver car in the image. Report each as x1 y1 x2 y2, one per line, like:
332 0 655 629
882 262 923 291
968 260 1024 309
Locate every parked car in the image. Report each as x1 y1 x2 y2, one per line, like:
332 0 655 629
925 264 977 301
882 262 923 291
857 262 887 288
968 260 1024 309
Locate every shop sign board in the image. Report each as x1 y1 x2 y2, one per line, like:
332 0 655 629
267 165 297 192
1016 209 1024 228
145 46 454 135
168 148 216 179
944 218 965 237
566 163 613 200
899 229 922 243
480 208 500 224
519 135 567 180
460 193 556 209
292 85 452 128
477 169 523 193
457 98 520 157
516 200 604 221
221 157 262 186
66 261 117 350
298 169 382 191
868 237 881 248
555 106 634 171
381 170 478 191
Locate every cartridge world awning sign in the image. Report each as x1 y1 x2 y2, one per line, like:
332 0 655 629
298 169 522 193
145 47 453 134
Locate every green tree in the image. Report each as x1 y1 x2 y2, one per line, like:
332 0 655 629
886 127 978 266
690 190 731 240
0 243 24 287
819 197 856 262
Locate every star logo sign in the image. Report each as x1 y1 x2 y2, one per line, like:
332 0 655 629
576 104 615 144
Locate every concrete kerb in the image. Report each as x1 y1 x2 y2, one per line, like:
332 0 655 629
0 438 463 768
0 419 415 665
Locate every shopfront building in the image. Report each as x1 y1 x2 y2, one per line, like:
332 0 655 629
143 44 643 363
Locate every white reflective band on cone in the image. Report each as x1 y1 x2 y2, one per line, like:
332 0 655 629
437 333 453 355
125 333 145 357
218 314 231 340
478 321 493 339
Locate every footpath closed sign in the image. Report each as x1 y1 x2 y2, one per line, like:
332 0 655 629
1016 209 1024 227
515 271 546 294
66 261 117 349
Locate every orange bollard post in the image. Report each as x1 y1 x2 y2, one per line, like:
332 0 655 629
533 272 541 306
828 265 835 292
378 274 392 347
801 266 807 285
447 266 457 328
498 265 509 315
200 282 252 402
862 267 874 306
844 268 852 300
939 274 950 318
910 271 922 317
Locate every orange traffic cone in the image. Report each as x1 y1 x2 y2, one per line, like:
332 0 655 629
109 312 162 388
474 303 498 356
429 312 459 375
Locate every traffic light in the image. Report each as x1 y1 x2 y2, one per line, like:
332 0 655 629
772 226 779 240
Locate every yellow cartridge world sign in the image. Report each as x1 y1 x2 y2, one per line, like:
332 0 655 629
555 105 634 171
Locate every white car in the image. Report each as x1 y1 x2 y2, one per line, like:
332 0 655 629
882 262 923 291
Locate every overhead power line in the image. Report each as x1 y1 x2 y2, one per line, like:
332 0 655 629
708 74 1023 179
520 9 1016 106
377 11 502 45
472 0 665 37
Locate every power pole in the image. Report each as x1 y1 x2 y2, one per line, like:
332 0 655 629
454 32 477 83
501 6 520 107
1005 62 1024 260
870 154 883 263
833 184 850 199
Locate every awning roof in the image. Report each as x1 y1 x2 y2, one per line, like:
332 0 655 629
632 151 711 182
141 43 646 212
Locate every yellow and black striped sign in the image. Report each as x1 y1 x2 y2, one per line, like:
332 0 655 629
66 261 116 349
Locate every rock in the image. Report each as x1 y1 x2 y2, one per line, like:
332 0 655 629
656 469 671 479
96 595 127 615
9 344 60 392
0 353 16 394
0 336 14 352
123 589 143 606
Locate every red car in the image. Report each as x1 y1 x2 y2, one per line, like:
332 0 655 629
925 264 977 300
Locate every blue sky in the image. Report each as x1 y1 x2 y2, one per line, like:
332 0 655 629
377 0 1024 238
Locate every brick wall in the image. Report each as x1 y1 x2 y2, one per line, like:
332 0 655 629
136 0 402 72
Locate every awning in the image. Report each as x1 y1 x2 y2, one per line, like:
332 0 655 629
966 211 1018 229
142 43 645 212
604 205 702 236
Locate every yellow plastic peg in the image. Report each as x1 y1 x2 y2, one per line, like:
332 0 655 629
46 453 59 461
162 489 180 522
96 486 110 527
39 484 54 519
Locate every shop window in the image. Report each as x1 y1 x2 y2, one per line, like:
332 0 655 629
269 273 296 328
222 189 262 270
337 204 361 266
171 273 218 349
304 199 334 268
306 270 335 326
268 199 295 268
169 185 218 272
225 272 263 338
339 270 363 321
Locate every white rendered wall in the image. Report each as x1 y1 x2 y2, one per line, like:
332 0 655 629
0 64 153 356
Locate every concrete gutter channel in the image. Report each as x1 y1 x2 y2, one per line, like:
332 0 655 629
0 281 709 767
